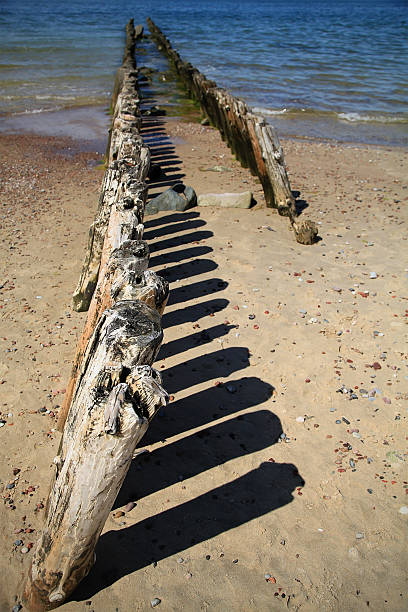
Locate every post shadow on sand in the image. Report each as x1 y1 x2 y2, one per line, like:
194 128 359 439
149 244 212 267
141 115 186 198
144 210 200 229
157 323 236 360
163 346 250 395
115 408 281 507
74 459 304 601
162 298 229 327
143 218 206 241
142 375 275 445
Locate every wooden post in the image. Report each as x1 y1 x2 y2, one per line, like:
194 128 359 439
23 302 167 611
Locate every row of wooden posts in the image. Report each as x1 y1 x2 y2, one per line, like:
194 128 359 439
147 18 318 245
23 17 317 611
23 20 169 610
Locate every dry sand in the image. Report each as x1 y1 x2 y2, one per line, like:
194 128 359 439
0 117 407 612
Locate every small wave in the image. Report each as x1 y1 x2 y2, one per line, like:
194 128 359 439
12 106 63 115
35 95 76 101
338 112 406 124
252 106 288 116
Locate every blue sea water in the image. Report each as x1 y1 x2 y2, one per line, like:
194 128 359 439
0 0 407 146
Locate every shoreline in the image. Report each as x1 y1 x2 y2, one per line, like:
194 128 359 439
1 103 407 152
0 116 407 610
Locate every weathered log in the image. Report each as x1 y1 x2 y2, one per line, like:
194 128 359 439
24 302 167 611
291 218 319 245
147 18 295 216
58 242 169 433
73 17 150 313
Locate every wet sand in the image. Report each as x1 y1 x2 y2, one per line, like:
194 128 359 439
0 116 407 611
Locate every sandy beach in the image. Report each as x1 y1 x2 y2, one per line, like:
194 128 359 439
0 116 407 611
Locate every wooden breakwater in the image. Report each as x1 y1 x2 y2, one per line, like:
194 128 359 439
23 20 169 610
147 18 295 215
147 19 318 245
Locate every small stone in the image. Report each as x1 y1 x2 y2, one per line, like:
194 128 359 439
352 432 361 439
264 573 271 580
367 489 373 494
177 557 184 564
342 417 350 425
12 605 22 612
20 547 29 554
205 554 211 560
151 598 161 608
12 468 20 476
197 191 253 209
280 433 286 440
232 559 238 564
369 272 377 279
113 511 125 519
226 384 237 394
124 502 136 512
356 533 364 539
248 314 256 320
6 483 15 489
335 419 342 424
14 540 23 546
296 416 305 423
399 506 408 515
349 459 356 468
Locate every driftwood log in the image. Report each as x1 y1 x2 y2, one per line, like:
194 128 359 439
23 303 168 611
24 19 169 609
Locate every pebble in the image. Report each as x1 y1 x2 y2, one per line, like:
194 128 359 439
20 547 29 554
370 272 377 279
248 314 255 320
113 510 125 518
124 502 136 512
151 598 161 608
264 573 271 580
226 384 237 393
352 432 361 439
399 506 408 515
177 557 184 564
14 540 23 546
12 605 22 612
296 416 305 423
355 533 364 539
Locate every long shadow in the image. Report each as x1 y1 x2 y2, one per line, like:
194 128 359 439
158 323 236 360
143 376 274 444
144 211 200 229
115 409 282 507
158 258 217 283
150 230 213 253
162 298 229 327
143 218 206 240
164 347 249 394
150 245 212 267
74 461 304 601
167 279 228 307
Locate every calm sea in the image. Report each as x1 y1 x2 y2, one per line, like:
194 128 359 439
0 0 407 146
